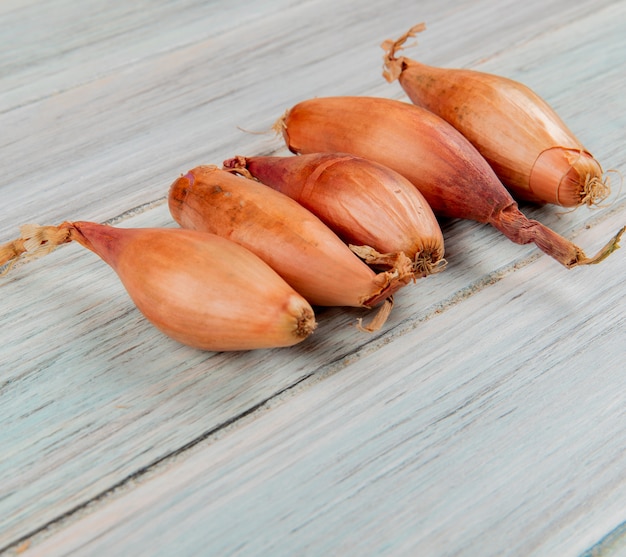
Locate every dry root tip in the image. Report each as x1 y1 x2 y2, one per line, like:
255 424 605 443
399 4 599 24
574 225 625 266
381 22 426 82
295 307 317 338
413 253 447 278
0 223 72 275
357 297 394 333
580 174 611 207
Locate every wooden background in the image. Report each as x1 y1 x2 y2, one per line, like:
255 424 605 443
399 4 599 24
1 0 625 555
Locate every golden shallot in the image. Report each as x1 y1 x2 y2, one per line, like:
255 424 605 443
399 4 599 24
168 165 415 331
382 23 610 208
0 222 316 351
276 96 623 268
223 152 446 277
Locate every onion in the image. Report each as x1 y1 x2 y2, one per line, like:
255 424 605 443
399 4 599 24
168 165 415 330
276 96 624 268
382 23 610 208
0 222 316 351
222 152 446 277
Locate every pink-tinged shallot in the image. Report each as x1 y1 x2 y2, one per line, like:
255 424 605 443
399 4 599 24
0 222 316 351
223 152 445 277
276 96 623 268
168 165 415 331
382 23 610 208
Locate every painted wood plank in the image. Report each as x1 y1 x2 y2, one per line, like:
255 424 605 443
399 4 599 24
580 524 626 557
14 208 626 557
0 0 616 238
0 0 625 554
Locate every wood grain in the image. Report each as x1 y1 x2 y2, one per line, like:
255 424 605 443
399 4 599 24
14 210 626 557
1 0 625 555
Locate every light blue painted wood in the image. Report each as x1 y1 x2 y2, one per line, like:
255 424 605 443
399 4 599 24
0 0 616 238
0 0 625 554
580 522 626 557
15 209 626 557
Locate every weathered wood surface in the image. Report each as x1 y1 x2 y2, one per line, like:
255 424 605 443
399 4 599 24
1 0 625 555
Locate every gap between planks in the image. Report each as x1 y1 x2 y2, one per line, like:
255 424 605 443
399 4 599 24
2 197 625 556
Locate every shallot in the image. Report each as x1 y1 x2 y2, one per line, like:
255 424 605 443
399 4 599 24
168 165 415 331
276 96 623 268
0 222 316 351
382 23 610 208
223 152 446 277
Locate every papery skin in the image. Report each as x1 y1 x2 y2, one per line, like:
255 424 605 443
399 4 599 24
382 24 608 207
278 96 622 268
223 152 445 275
67 222 316 351
280 96 521 222
168 166 412 307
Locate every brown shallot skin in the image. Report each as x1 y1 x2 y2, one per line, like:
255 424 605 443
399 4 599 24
222 152 445 277
168 165 413 308
0 222 316 351
278 96 623 268
280 96 507 221
382 23 609 207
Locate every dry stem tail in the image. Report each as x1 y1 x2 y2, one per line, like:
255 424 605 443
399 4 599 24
0 223 72 275
491 204 623 268
381 22 426 82
357 297 394 333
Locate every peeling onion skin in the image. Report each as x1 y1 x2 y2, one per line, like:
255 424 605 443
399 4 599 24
168 165 413 308
278 96 623 268
382 23 609 208
0 222 317 351
222 152 445 277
